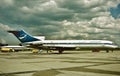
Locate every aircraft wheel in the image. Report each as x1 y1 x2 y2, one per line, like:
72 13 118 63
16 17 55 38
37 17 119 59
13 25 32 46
58 49 63 54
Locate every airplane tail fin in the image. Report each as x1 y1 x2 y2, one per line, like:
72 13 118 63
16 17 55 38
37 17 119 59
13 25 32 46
8 30 39 43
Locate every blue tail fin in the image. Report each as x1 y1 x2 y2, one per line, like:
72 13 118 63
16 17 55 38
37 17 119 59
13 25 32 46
8 30 39 43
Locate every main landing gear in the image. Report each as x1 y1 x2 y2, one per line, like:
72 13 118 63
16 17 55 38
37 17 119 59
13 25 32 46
58 49 64 54
92 49 100 52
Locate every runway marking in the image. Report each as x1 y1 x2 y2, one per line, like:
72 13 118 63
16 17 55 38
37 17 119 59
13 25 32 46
0 70 37 76
59 66 120 75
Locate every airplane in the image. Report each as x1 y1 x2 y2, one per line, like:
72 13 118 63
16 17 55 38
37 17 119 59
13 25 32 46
8 30 118 53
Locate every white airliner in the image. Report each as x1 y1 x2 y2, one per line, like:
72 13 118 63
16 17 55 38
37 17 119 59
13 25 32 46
8 30 118 53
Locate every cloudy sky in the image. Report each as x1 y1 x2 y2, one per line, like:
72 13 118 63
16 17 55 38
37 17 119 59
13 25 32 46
0 0 120 46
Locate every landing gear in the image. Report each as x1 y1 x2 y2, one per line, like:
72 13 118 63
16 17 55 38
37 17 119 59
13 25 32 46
106 49 113 53
58 49 64 54
106 50 109 53
111 50 113 52
92 49 100 52
39 49 43 53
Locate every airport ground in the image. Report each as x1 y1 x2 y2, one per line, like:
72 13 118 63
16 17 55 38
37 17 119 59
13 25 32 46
0 50 120 76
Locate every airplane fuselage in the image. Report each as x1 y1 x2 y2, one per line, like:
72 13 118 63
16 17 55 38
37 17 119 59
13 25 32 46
8 30 118 53
27 40 117 52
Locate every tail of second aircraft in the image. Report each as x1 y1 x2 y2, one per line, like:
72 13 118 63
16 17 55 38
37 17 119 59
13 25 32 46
8 30 39 43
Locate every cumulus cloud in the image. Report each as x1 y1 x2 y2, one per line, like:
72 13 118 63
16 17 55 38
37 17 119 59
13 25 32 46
0 23 16 44
0 38 6 44
0 0 120 46
0 23 13 30
41 0 57 8
0 0 14 7
22 0 58 13
51 11 120 43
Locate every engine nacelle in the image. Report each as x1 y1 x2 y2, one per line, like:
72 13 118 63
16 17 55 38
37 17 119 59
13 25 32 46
34 36 45 41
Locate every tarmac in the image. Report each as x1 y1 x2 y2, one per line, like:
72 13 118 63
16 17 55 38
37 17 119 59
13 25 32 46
0 50 120 76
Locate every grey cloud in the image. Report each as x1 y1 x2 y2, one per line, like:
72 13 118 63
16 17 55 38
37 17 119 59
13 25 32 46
0 23 19 44
0 0 120 46
0 0 14 7
0 0 74 26
0 23 13 30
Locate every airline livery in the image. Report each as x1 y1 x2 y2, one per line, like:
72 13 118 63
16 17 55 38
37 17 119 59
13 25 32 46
8 30 118 53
